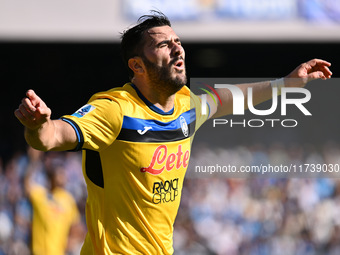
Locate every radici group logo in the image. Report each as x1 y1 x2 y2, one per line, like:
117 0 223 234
195 79 312 128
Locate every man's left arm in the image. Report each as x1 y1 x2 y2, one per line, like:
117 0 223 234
208 59 332 118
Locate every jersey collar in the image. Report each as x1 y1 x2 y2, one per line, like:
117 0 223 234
130 83 174 115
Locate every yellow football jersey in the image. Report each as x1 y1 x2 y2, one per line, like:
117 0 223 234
29 185 80 255
61 83 208 254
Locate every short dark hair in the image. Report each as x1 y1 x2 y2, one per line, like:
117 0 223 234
120 10 171 80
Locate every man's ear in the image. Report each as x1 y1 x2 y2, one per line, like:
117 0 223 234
128 57 145 75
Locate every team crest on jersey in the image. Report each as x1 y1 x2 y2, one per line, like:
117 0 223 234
72 104 95 118
180 116 188 137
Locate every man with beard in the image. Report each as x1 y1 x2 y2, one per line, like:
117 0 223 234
14 11 332 255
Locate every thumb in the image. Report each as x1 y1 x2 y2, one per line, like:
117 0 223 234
36 104 52 118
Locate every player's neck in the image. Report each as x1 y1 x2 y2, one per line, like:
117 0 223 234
133 79 175 112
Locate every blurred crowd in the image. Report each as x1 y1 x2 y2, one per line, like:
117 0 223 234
1 142 340 254
0 148 87 255
174 142 340 255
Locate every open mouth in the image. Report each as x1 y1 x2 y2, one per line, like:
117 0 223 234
174 60 184 69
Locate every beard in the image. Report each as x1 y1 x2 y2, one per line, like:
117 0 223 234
141 55 187 96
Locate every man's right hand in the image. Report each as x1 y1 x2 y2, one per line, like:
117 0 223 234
14 90 52 130
14 90 77 151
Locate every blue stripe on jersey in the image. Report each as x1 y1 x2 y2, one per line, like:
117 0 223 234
62 118 81 143
122 109 196 131
61 117 84 151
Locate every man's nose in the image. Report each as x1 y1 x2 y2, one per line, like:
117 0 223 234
172 43 184 57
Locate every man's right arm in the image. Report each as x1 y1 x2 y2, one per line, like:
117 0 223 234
14 90 78 151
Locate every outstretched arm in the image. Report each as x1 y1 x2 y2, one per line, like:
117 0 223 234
14 90 77 151
208 59 332 118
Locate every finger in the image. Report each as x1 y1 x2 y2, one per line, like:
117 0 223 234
14 108 34 127
14 109 29 126
320 65 332 78
21 97 37 114
26 90 43 106
307 58 331 67
14 108 40 130
308 71 326 82
19 104 36 120
304 61 332 79
311 64 332 78
36 105 51 117
14 108 26 121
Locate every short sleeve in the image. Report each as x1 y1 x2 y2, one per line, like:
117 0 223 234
61 98 123 151
190 92 209 131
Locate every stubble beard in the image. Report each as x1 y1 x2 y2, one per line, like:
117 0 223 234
142 56 187 96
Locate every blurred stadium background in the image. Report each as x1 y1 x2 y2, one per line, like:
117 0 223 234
1 0 340 254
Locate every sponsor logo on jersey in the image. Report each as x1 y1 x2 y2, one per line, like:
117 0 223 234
72 104 95 118
152 178 179 204
140 145 190 175
137 126 152 135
